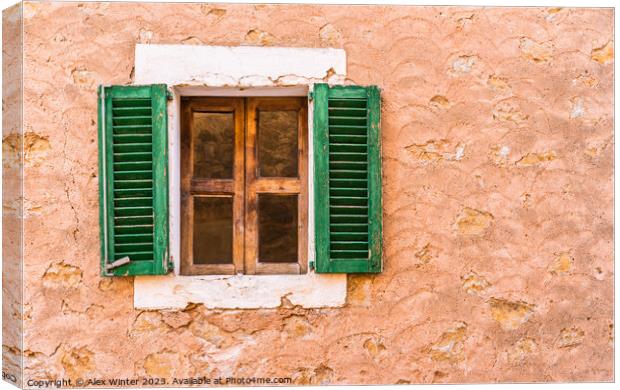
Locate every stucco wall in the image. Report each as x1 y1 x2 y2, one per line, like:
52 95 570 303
2 3 24 386
4 1 614 385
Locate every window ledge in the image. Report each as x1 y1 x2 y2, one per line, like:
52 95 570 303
134 273 347 310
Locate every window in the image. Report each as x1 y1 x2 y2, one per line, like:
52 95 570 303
98 81 382 282
180 97 308 275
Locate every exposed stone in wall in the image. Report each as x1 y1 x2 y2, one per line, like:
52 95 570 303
489 145 511 166
346 275 372 307
245 29 275 45
141 349 182 378
293 364 334 385
461 272 490 295
515 151 557 167
200 5 227 17
363 336 386 360
558 326 585 348
548 252 573 275
425 322 468 363
450 55 477 75
42 262 82 289
570 97 585 119
161 310 192 329
414 243 435 266
129 311 169 337
487 75 510 92
429 95 450 109
71 68 96 89
60 347 95 379
488 298 535 330
492 99 529 125
454 207 493 235
3 132 51 167
591 41 613 64
506 338 537 365
282 315 313 338
405 139 464 163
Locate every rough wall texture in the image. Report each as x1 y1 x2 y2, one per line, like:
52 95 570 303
4 1 614 385
2 3 24 386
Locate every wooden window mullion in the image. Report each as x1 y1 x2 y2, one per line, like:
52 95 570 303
244 98 259 275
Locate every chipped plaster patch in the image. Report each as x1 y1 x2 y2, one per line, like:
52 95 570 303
429 95 450 109
507 338 537 364
461 272 490 295
405 139 465 162
591 41 614 64
516 151 557 167
548 252 573 275
493 100 529 125
487 75 510 92
488 298 535 330
425 322 468 362
4 132 51 167
450 55 477 75
454 207 494 235
42 262 82 289
414 243 436 265
545 8 563 22
570 97 585 119
245 29 276 45
574 73 599 88
490 145 511 165
558 326 585 348
61 347 95 379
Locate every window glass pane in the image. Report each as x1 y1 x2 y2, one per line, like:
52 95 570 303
258 110 298 177
193 112 234 179
193 196 233 264
258 194 298 263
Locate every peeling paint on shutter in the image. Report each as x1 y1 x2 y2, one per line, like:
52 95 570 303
98 84 170 276
313 84 382 273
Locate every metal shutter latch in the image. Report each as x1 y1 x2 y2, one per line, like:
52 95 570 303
105 256 131 271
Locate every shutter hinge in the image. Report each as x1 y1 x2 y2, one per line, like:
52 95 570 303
166 90 173 100
309 260 315 270
105 256 130 271
308 91 314 101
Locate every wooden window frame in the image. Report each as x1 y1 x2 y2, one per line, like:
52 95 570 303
180 96 308 275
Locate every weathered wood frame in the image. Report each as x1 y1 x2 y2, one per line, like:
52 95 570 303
181 97 245 275
180 96 308 275
245 97 308 275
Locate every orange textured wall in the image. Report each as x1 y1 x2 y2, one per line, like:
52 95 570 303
7 1 615 384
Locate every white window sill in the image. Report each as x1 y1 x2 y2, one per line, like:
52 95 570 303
134 273 347 310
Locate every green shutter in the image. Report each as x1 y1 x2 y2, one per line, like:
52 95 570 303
98 84 170 276
313 84 383 273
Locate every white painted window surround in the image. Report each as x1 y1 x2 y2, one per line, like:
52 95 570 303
133 44 348 310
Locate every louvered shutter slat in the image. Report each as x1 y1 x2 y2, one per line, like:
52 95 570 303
98 84 169 276
314 84 383 273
